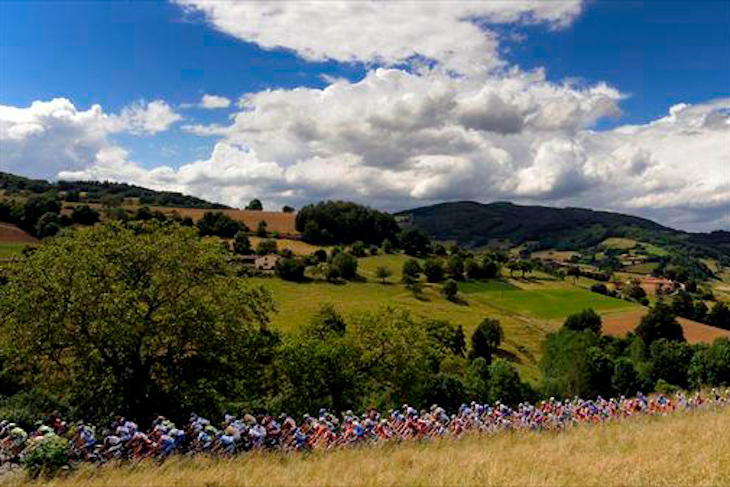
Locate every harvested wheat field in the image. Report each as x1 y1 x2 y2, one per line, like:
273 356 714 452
4 407 729 487
0 223 36 243
248 236 327 255
61 203 298 235
602 309 730 343
154 208 297 235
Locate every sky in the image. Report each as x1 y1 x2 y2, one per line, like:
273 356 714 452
0 1 728 231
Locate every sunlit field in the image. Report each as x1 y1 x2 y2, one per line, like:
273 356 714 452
251 255 641 381
5 406 728 487
0 243 26 259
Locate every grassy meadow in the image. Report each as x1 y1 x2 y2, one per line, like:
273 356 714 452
253 254 640 381
5 406 728 487
0 242 26 259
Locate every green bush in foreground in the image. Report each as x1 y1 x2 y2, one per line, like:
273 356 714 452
21 435 70 479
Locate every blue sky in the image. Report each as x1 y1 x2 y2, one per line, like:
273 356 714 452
1 1 728 230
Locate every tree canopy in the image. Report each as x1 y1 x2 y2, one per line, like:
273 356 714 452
635 302 685 346
0 222 275 422
296 201 400 246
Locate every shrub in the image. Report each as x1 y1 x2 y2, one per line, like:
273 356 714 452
649 339 693 389
349 241 367 257
563 309 602 334
654 378 679 395
331 253 358 280
488 359 532 406
402 259 422 285
707 302 730 330
612 357 640 396
591 283 608 295
688 338 730 388
71 204 100 226
423 373 468 412
246 198 263 211
256 239 278 255
256 220 268 237
197 211 244 238
233 231 252 255
423 258 445 283
275 257 306 282
400 229 431 256
441 279 459 302
21 435 70 479
375 266 392 283
469 318 503 364
636 302 684 346
446 254 465 280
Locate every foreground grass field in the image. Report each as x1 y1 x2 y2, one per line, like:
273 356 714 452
6 406 728 487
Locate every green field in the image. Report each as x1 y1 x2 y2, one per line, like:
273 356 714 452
624 262 660 274
641 242 669 257
599 237 637 250
0 242 26 258
599 237 669 258
460 278 637 320
252 254 640 381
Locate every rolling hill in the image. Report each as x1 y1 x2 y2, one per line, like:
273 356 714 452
0 171 227 210
397 201 730 256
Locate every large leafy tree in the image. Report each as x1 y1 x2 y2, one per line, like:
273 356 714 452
0 222 275 422
469 318 504 364
635 302 685 346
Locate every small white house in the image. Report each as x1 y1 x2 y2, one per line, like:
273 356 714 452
255 254 280 271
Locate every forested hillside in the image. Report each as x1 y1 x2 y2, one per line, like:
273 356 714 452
0 172 227 209
398 201 730 257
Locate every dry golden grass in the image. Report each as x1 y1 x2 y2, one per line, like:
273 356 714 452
6 407 729 487
248 236 328 256
602 309 730 344
60 203 298 234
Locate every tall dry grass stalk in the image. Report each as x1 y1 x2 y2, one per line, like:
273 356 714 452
4 406 729 487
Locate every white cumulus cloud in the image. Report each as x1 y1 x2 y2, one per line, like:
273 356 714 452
175 0 583 75
0 98 181 178
4 1 728 231
199 94 231 109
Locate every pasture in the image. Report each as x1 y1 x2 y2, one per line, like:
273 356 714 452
250 277 551 380
598 238 669 257
623 262 660 275
599 237 637 249
251 255 642 381
7 406 728 487
460 278 639 320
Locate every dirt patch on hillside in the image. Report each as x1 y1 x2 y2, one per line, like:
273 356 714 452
0 223 37 243
602 309 730 344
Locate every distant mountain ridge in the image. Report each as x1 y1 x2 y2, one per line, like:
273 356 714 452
397 201 730 257
0 172 228 210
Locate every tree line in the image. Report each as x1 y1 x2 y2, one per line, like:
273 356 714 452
1 222 728 428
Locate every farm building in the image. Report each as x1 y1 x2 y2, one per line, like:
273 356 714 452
239 254 281 271
638 276 678 295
